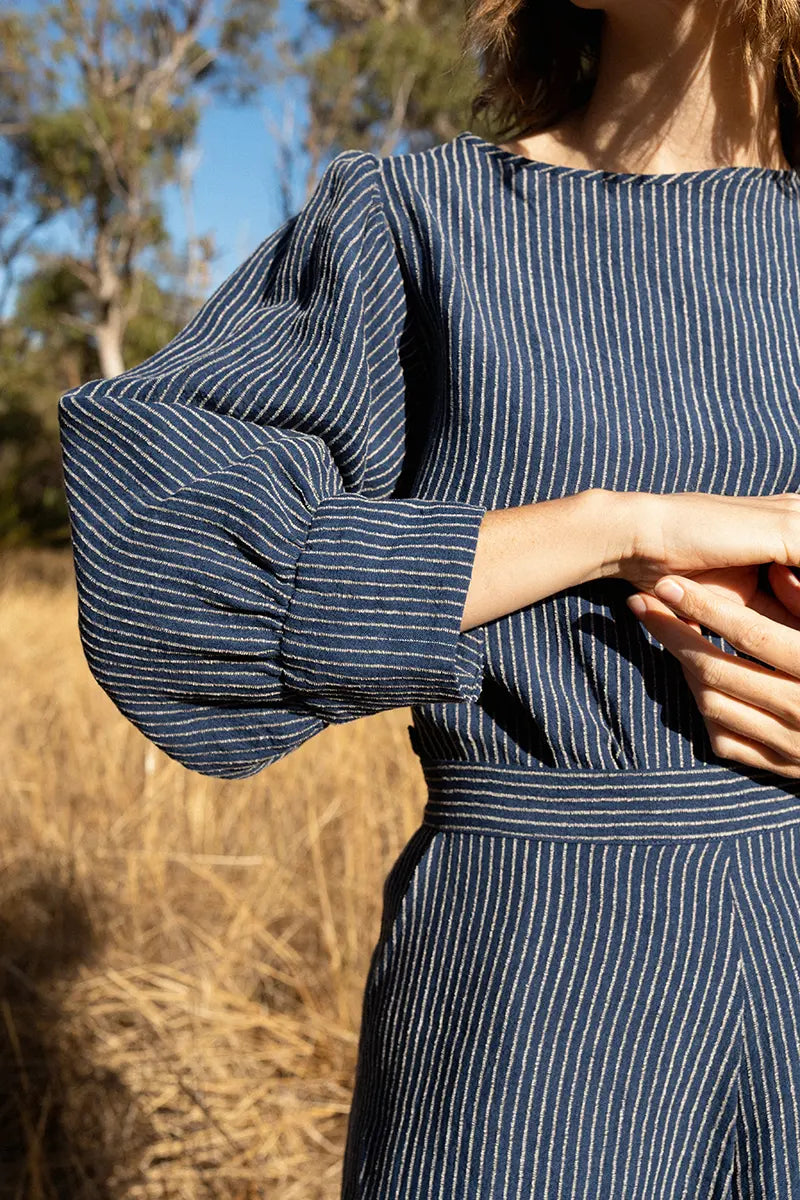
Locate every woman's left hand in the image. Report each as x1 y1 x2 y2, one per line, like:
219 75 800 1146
627 563 800 778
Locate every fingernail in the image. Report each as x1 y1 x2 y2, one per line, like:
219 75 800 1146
654 578 684 603
627 595 647 616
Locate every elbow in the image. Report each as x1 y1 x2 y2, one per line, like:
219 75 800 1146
79 624 292 780
74 590 318 781
58 381 324 778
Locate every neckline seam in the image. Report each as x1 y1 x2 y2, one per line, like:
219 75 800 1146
459 130 800 186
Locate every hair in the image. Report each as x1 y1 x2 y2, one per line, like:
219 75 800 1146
459 0 800 169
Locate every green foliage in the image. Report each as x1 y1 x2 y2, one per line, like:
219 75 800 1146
302 1 486 152
1 0 280 545
0 321 76 547
0 266 190 548
1 0 489 546
123 275 196 367
23 111 104 212
218 0 281 102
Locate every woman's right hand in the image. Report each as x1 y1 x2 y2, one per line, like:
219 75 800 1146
602 488 800 593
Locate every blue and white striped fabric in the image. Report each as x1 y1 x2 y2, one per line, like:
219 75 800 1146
59 144 488 777
347 771 800 1198
59 130 800 1196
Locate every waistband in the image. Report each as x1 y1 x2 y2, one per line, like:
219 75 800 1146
418 757 800 842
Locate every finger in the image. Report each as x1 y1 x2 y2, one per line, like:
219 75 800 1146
681 669 800 761
648 574 800 676
627 593 705 642
699 717 800 779
632 598 800 722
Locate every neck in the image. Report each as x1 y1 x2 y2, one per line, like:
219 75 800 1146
541 1 790 174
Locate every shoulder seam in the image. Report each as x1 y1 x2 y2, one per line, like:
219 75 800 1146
323 148 399 254
328 146 385 197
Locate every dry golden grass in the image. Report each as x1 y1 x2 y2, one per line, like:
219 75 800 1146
0 549 428 1199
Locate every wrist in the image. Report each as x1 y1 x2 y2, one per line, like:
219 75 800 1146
580 488 643 583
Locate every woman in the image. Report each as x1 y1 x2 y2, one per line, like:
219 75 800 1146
59 0 800 1194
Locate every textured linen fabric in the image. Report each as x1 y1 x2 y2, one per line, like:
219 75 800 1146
59 145 488 777
352 772 800 1199
59 131 800 1197
58 130 800 779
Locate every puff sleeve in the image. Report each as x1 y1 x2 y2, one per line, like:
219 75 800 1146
58 148 488 778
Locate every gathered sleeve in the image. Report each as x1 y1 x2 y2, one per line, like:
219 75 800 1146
58 148 488 778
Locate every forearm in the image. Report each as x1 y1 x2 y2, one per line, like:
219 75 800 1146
461 488 627 632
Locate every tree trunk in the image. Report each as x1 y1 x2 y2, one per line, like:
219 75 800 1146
94 221 128 378
94 314 126 378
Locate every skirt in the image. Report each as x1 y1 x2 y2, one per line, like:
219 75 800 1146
339 758 800 1200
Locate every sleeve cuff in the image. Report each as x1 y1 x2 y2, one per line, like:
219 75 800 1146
278 492 487 722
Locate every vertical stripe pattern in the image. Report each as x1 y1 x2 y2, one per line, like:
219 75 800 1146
58 147 488 777
342 809 800 1199
59 130 800 779
57 131 800 1196
382 133 800 772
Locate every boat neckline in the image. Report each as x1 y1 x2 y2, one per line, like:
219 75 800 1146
458 130 800 185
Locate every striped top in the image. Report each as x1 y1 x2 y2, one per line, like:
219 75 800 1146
58 130 800 779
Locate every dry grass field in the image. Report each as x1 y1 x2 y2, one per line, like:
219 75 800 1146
0 549 428 1199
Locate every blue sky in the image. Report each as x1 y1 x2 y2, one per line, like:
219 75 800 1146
5 0 329 311
162 88 301 293
161 0 315 292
